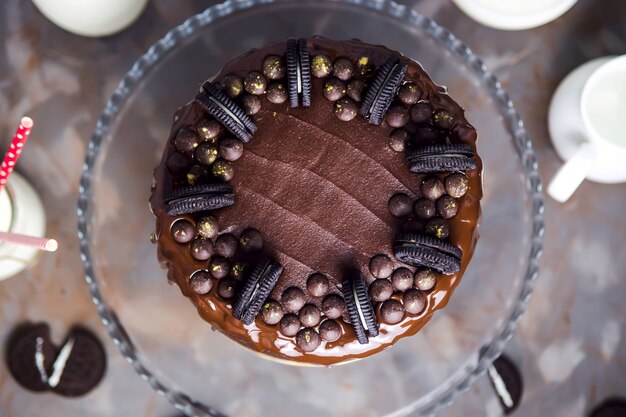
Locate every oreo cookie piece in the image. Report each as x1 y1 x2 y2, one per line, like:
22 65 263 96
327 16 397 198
233 258 284 325
286 38 312 108
394 233 462 274
164 183 235 215
6 323 56 392
360 54 408 125
487 354 523 415
51 327 106 397
195 81 257 142
407 144 477 173
342 272 379 344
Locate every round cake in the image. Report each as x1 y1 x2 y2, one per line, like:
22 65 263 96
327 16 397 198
150 37 482 366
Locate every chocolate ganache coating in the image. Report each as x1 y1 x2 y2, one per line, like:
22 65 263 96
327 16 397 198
150 37 482 366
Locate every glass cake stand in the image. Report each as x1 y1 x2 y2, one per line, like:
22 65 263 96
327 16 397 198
77 1 545 416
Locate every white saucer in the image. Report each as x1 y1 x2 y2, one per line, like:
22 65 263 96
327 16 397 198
548 56 626 184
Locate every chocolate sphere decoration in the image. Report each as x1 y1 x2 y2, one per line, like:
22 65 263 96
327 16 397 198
299 304 322 327
308 55 331 78
241 94 261 115
389 129 409 152
421 177 446 201
239 228 263 253
355 56 375 77
402 217 424 233
266 83 288 104
243 71 268 95
281 287 306 312
370 254 393 279
215 233 238 258
410 102 433 124
171 219 195 244
209 256 231 279
445 173 469 198
380 299 405 324
334 98 358 121
196 215 219 239
433 109 455 129
296 328 321 352
217 277 237 299
194 142 218 166
369 279 393 302
414 126 437 144
436 195 459 219
386 105 409 128
323 78 346 102
221 75 244 98
347 79 366 103
403 289 426 314
186 164 209 185
425 218 449 239
415 268 436 291
322 294 345 319
280 314 301 336
196 118 221 142
391 267 413 291
166 152 191 175
319 319 342 342
262 55 286 80
218 137 244 162
189 270 214 295
306 273 330 297
398 82 420 105
413 198 436 220
260 300 284 325
174 128 199 156
332 57 354 81
230 261 248 280
388 193 413 218
190 238 214 261
212 159 234 181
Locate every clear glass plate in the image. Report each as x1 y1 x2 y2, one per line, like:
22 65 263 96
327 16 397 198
77 1 544 416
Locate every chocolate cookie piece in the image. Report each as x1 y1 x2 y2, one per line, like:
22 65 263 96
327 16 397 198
195 81 257 142
286 38 312 108
164 183 234 216
487 354 523 415
360 54 408 125
394 233 462 274
52 327 106 397
407 144 477 173
6 323 56 392
342 272 379 344
233 259 284 325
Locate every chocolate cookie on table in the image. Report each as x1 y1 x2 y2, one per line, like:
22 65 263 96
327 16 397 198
150 37 482 366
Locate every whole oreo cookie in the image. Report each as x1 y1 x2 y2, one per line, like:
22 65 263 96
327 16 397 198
342 272 379 344
233 258 284 325
360 54 408 125
195 81 257 142
406 144 477 173
286 38 312 108
6 323 106 397
164 183 235 215
394 233 462 274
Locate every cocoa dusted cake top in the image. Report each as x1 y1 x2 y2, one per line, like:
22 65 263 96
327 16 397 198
150 37 482 366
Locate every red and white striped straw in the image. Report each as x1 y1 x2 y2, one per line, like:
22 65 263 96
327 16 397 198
0 117 34 194
0 231 58 252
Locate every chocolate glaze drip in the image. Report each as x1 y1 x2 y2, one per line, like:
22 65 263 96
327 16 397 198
150 37 482 366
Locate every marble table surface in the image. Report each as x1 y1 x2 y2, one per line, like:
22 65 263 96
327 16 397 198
0 0 624 416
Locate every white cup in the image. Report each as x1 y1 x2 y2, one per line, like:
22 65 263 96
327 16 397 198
32 0 149 37
547 55 626 203
0 172 47 281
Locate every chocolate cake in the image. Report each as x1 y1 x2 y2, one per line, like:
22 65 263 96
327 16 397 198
150 37 482 366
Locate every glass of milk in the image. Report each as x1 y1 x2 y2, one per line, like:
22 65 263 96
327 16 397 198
0 172 46 281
